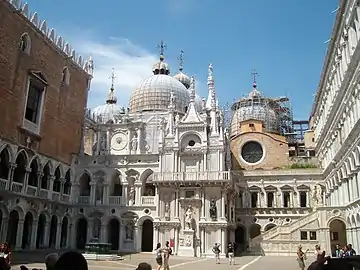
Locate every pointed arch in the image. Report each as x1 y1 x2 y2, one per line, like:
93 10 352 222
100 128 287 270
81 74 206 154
140 169 154 183
28 154 42 171
43 160 54 175
20 32 31 54
54 164 64 178
0 144 15 163
14 149 29 165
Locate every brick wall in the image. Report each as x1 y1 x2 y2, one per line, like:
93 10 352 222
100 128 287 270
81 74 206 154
0 1 90 164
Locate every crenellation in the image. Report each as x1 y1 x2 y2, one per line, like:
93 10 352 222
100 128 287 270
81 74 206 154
6 0 92 75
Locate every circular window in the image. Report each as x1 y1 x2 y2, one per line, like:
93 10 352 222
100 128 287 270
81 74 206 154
188 140 195 146
241 141 264 164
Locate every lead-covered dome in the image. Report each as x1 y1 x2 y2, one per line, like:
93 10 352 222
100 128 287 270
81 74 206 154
230 83 280 137
129 74 190 113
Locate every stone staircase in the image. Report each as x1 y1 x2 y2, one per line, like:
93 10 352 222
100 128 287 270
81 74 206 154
249 210 321 256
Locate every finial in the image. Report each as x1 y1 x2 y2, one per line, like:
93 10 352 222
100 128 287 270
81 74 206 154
178 50 184 71
251 68 258 88
157 40 167 61
109 68 116 90
190 76 195 101
209 63 213 76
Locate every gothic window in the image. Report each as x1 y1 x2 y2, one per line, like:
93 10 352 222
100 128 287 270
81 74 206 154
25 78 44 124
20 33 31 54
241 141 263 164
61 67 70 85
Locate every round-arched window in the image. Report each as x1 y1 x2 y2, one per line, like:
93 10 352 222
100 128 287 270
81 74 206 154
241 141 263 164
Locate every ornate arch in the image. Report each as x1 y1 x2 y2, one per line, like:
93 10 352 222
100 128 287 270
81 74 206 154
27 154 42 171
136 215 153 226
179 131 203 144
14 149 29 165
38 211 50 222
102 215 122 226
24 209 38 221
75 169 93 184
0 144 15 164
43 160 55 175
327 216 348 227
54 164 64 178
72 214 88 225
9 205 25 220
140 168 154 183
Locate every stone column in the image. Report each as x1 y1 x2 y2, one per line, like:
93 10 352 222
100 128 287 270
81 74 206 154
15 219 25 250
55 221 62 249
30 219 38 249
36 172 44 196
6 163 16 190
221 189 226 219
221 228 226 255
43 222 50 248
201 188 205 220
90 181 97 205
21 169 30 194
174 227 179 255
155 187 161 219
100 224 107 243
47 175 55 200
0 218 8 243
135 183 142 205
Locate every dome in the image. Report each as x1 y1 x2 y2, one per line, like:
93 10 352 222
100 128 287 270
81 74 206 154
230 86 280 137
92 103 124 123
174 71 191 89
129 74 190 113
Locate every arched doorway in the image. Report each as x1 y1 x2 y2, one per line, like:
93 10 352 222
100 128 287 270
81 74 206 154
249 224 261 239
48 215 58 248
60 217 68 248
76 218 88 249
22 212 33 249
141 219 153 252
107 219 120 250
7 210 19 248
235 225 246 254
36 214 46 248
329 219 347 250
264 223 276 231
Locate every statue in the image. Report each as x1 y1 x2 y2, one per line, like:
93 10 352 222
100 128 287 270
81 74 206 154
126 222 134 240
164 202 170 220
184 206 193 230
209 199 217 221
131 131 138 152
316 184 323 205
128 185 135 206
92 219 101 239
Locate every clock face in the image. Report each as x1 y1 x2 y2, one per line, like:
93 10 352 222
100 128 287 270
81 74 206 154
111 132 128 151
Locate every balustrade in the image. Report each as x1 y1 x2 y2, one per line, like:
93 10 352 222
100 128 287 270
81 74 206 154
153 171 231 182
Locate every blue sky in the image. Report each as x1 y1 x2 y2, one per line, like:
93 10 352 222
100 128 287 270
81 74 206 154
25 0 338 120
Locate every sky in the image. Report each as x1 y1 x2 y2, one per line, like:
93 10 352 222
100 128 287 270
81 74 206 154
24 0 338 120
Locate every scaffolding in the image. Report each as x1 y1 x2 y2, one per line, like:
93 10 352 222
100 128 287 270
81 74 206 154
229 88 294 138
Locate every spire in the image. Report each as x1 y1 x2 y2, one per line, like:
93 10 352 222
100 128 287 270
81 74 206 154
157 40 167 61
106 68 117 104
251 68 258 88
178 50 184 71
189 76 195 102
206 63 216 110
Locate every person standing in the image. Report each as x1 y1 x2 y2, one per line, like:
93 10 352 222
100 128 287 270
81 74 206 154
335 244 343 258
154 243 162 270
227 242 235 265
212 243 221 264
347 244 356 256
163 241 172 270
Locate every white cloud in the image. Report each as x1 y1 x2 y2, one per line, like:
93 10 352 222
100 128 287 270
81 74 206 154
74 37 158 109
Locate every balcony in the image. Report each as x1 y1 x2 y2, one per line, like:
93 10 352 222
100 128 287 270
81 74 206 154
153 171 231 183
109 196 122 205
141 196 155 205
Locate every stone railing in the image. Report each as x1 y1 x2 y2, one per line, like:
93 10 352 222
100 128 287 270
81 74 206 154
141 196 155 205
153 171 231 182
0 178 7 191
108 196 122 205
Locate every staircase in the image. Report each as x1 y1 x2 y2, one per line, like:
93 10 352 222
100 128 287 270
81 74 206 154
249 210 321 256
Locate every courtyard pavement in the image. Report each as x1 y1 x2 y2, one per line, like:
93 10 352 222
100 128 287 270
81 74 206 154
11 252 310 270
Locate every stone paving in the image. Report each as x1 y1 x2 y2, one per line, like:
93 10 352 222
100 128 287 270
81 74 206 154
11 252 312 270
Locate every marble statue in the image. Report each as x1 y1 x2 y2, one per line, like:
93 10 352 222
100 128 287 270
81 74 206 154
209 199 217 220
315 184 323 204
128 185 135 206
184 206 193 230
126 222 134 240
311 185 316 203
92 219 101 239
164 202 170 220
131 132 138 152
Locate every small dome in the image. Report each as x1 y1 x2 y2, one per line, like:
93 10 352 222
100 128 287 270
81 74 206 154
174 71 191 89
129 74 190 113
92 103 124 123
152 55 170 75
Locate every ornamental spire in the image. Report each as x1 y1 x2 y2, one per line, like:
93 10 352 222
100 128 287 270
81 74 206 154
106 68 117 104
178 50 184 71
157 40 167 61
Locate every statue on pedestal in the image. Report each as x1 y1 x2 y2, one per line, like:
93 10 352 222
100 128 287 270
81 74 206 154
311 184 323 205
184 206 193 230
209 199 217 221
164 202 170 220
128 185 135 206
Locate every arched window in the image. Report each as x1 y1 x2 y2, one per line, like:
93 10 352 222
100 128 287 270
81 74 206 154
61 67 70 85
20 33 31 54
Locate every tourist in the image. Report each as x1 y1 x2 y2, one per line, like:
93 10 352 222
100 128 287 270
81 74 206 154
212 243 221 264
154 243 163 270
162 241 172 270
55 251 88 270
227 242 235 265
314 245 324 260
0 258 9 270
45 253 59 270
347 244 356 256
335 244 343 258
136 262 152 270
297 245 307 270
0 243 11 270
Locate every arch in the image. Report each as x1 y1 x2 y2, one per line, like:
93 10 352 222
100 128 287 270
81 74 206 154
38 211 50 222
249 223 261 239
22 212 34 249
107 218 120 250
9 205 25 220
348 155 355 171
102 215 121 226
48 215 58 248
327 216 348 227
235 225 246 253
60 216 69 248
53 166 62 193
179 131 203 143
36 213 47 248
140 169 154 183
27 154 42 171
7 210 20 248
54 165 64 179
140 169 154 196
78 172 91 196
329 218 347 249
64 169 71 195
61 66 70 85
43 160 54 175
0 144 14 163
28 157 40 187
0 147 11 180
141 219 153 252
76 217 88 249
137 215 154 227
20 32 31 54
264 223 277 231
76 169 92 184
14 149 29 165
